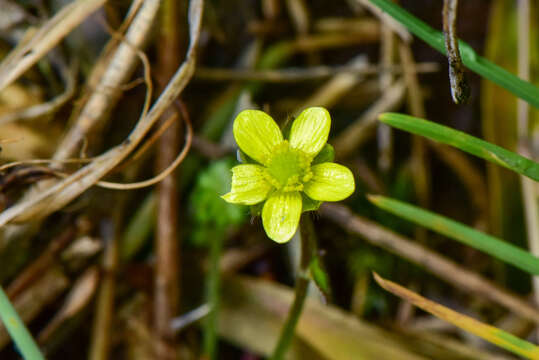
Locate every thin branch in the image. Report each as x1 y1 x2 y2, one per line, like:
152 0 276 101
320 203 539 325
195 63 438 83
442 0 470 104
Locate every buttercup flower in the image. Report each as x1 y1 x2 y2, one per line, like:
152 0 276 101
222 107 355 243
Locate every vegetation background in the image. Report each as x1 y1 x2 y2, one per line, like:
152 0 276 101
0 0 537 359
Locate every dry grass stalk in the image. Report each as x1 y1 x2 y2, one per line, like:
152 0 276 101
0 0 106 92
320 203 539 325
54 0 159 161
0 0 203 226
334 80 405 157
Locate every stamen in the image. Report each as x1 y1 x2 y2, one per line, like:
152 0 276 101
264 142 313 192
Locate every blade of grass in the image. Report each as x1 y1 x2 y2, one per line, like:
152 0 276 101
365 0 539 108
0 287 44 360
379 112 539 181
367 195 539 275
373 273 539 359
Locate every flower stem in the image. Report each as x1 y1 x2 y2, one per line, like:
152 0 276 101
270 214 315 360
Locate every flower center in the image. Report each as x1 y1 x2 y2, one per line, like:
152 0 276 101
264 141 313 192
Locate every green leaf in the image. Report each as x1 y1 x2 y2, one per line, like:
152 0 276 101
190 159 246 246
368 195 539 275
0 287 45 360
301 193 322 212
379 113 539 181
368 0 539 108
309 256 331 300
312 143 335 165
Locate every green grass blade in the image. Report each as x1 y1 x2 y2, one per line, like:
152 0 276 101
367 195 539 275
0 287 45 360
368 0 539 108
379 112 539 181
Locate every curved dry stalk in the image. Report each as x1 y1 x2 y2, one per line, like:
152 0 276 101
96 107 192 190
0 107 192 191
0 58 77 125
320 203 539 325
0 0 204 226
0 0 106 92
54 0 159 161
195 63 439 82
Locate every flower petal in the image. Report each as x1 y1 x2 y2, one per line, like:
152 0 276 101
221 165 272 205
262 191 302 243
289 107 331 157
304 163 355 201
233 110 283 165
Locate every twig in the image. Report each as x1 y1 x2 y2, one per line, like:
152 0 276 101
0 58 77 125
442 0 470 104
398 42 429 243
7 225 76 298
153 0 184 357
38 267 99 344
203 229 224 359
333 80 405 158
271 215 314 360
89 220 118 360
0 0 203 226
295 55 368 112
320 203 539 325
54 0 160 161
516 0 539 322
376 20 395 172
367 0 539 108
195 63 439 82
0 0 106 92
351 0 411 42
0 268 70 350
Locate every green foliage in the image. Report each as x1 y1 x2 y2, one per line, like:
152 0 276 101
0 287 44 360
312 143 335 165
369 195 539 275
368 0 539 107
190 158 246 246
309 255 331 299
380 112 539 181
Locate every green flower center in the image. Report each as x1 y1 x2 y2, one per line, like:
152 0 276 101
264 141 313 192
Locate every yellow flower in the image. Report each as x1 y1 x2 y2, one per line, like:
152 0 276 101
222 107 355 243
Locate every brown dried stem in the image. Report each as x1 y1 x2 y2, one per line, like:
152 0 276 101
195 63 439 83
0 0 203 226
54 0 160 161
442 0 470 104
153 0 185 357
320 203 539 325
